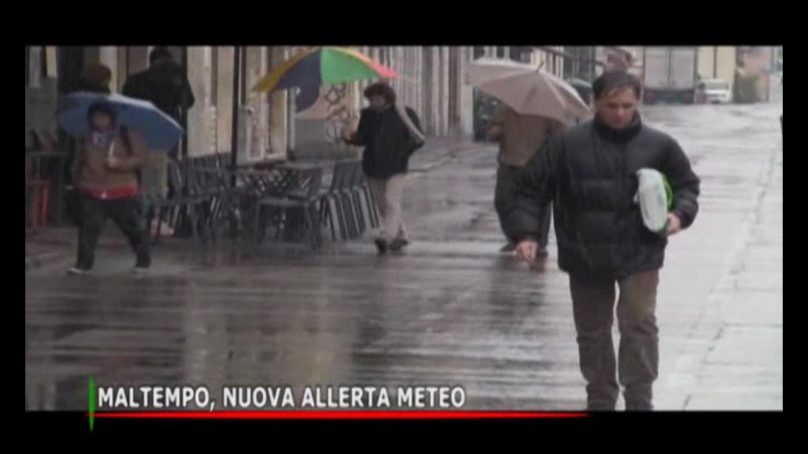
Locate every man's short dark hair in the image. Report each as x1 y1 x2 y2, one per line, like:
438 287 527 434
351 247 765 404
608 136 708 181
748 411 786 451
149 46 174 64
363 82 397 104
593 70 642 100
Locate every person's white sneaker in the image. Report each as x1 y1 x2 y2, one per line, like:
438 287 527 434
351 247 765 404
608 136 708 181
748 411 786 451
132 267 149 275
66 267 88 276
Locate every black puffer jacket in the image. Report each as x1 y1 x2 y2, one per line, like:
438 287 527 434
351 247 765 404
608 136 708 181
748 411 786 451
508 113 700 278
351 106 424 179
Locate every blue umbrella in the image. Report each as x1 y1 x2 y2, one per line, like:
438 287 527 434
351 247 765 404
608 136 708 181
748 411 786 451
57 92 184 150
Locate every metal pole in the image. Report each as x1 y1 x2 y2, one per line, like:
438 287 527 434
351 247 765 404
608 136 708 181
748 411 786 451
713 46 718 78
226 46 242 239
181 46 190 194
241 48 247 105
769 46 776 102
230 46 241 185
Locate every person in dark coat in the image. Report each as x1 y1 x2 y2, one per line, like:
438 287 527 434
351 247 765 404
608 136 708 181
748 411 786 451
122 47 195 126
507 70 701 411
122 47 194 162
487 106 565 255
344 82 424 254
122 47 195 232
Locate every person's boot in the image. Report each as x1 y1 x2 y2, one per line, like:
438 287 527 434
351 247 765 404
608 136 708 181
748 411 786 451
374 238 389 254
625 401 653 411
132 249 151 275
586 403 617 412
585 382 619 411
586 394 618 411
390 237 409 251
624 386 654 411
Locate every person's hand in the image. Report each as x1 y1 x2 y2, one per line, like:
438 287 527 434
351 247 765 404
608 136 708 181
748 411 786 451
516 239 539 264
106 155 123 170
666 213 682 236
343 129 356 142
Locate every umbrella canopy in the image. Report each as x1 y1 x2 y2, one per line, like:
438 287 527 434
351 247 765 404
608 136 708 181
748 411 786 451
468 57 540 85
57 92 184 150
469 59 590 124
253 47 398 94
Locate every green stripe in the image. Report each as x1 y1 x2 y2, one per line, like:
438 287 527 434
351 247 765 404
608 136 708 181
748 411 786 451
663 175 674 209
320 48 378 84
88 377 95 432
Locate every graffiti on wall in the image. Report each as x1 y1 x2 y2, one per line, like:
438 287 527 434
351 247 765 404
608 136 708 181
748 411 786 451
323 84 354 143
296 83 357 144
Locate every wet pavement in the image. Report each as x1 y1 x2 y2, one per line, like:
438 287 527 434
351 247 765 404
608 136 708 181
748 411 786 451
25 102 783 411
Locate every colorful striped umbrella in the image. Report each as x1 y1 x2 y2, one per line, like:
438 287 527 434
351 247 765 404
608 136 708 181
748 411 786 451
252 47 398 94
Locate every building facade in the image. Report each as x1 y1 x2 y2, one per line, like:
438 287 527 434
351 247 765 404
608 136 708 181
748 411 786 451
26 46 484 162
698 46 738 93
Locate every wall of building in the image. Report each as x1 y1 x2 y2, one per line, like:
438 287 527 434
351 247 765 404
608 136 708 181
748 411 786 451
698 46 737 92
25 47 59 148
526 47 566 78
741 46 775 102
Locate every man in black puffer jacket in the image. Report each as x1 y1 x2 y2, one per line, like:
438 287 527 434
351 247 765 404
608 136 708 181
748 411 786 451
508 70 700 411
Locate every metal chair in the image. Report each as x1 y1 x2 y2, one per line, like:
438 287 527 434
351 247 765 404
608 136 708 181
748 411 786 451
255 167 324 250
348 161 381 233
148 160 209 244
336 162 363 239
319 160 353 241
346 162 367 235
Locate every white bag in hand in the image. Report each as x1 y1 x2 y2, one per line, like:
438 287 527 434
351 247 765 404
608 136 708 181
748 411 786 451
635 168 673 234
